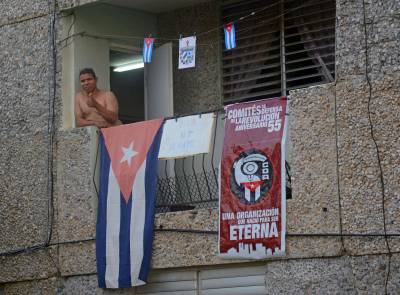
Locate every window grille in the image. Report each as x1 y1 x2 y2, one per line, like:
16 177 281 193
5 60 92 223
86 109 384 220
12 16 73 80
222 0 335 103
154 111 292 213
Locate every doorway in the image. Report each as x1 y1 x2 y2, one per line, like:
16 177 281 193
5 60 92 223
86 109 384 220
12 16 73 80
110 49 145 124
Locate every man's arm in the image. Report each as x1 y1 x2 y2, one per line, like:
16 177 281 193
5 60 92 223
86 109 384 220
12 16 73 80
75 94 107 128
90 91 119 124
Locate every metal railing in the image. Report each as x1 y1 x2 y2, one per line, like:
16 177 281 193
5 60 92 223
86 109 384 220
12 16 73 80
155 111 224 212
154 110 292 213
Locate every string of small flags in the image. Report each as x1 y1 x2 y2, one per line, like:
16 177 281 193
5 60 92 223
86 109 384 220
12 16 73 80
138 0 289 67
59 1 311 62
137 0 313 68
143 23 236 69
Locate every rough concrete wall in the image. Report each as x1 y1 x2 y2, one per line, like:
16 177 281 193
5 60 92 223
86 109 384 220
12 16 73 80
335 0 400 254
0 1 48 26
2 254 400 294
0 2 60 288
1 0 400 294
157 1 222 115
264 253 400 294
0 1 53 257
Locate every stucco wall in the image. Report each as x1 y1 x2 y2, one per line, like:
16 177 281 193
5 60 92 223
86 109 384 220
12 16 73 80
0 0 399 293
334 0 400 255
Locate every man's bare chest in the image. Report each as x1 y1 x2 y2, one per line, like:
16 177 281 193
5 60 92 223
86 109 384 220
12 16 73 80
80 95 106 116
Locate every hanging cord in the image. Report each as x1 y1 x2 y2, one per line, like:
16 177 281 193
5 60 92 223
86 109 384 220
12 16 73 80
361 1 392 293
46 0 63 287
45 0 58 248
59 11 76 50
334 85 346 253
0 12 49 28
195 0 282 38
57 0 312 50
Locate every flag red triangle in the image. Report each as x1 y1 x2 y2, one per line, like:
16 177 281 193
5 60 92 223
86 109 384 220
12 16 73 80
101 118 163 202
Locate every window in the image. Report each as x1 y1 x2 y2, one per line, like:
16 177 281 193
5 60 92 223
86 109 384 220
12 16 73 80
222 0 335 103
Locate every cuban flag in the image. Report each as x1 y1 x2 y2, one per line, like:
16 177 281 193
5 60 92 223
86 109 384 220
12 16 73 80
143 38 155 63
96 119 163 288
224 22 236 50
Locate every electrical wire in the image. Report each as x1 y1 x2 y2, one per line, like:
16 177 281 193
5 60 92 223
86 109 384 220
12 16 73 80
45 0 62 281
0 12 49 28
56 0 314 51
59 11 76 49
333 76 346 253
1 230 399 257
45 0 57 248
361 1 392 293
154 227 400 237
195 0 282 38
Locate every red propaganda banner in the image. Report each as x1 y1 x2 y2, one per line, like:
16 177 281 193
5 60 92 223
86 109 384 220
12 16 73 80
219 97 288 259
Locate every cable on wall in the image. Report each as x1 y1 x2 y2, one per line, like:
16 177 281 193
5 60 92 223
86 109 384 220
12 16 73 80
361 0 392 293
44 1 64 289
333 85 346 254
45 0 58 248
56 0 317 51
333 10 346 254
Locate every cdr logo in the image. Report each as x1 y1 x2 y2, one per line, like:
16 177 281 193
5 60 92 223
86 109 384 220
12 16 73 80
230 149 273 204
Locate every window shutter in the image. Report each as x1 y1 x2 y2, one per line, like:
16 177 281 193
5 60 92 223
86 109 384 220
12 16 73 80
199 265 267 295
222 0 335 103
135 265 267 294
136 270 197 295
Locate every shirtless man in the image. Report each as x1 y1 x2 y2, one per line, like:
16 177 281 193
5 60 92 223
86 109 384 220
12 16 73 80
75 68 121 128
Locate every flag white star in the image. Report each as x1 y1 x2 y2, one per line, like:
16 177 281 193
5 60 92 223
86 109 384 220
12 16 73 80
120 141 138 166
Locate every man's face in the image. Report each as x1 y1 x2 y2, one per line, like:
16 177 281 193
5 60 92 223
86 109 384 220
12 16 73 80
80 73 97 94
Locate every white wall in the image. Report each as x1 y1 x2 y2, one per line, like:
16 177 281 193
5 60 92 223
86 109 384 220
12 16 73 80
74 36 110 90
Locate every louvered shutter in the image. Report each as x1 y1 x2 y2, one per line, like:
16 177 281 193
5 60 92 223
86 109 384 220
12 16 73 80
136 270 197 295
199 265 267 295
222 0 335 103
135 265 267 294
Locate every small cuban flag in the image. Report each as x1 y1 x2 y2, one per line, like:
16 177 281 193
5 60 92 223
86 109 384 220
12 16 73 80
96 119 163 288
224 22 236 50
143 38 155 63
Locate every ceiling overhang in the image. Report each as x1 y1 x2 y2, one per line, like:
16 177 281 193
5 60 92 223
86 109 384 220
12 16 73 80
102 0 210 13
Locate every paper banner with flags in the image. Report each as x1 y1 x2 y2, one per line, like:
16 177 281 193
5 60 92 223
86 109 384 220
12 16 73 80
143 38 155 63
224 22 236 50
96 119 163 288
219 97 288 259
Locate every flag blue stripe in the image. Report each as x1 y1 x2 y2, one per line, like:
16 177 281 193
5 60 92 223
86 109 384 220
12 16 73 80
118 194 133 288
96 137 110 288
228 32 233 49
231 25 236 48
147 43 153 63
138 126 163 281
142 41 146 63
146 47 150 63
143 40 154 63
224 25 236 50
224 29 230 50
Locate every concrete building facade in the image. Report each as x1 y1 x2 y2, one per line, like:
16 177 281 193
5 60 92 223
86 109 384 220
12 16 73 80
0 0 399 294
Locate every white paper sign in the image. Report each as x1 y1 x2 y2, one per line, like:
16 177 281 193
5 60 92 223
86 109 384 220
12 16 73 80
178 36 196 69
159 113 215 159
